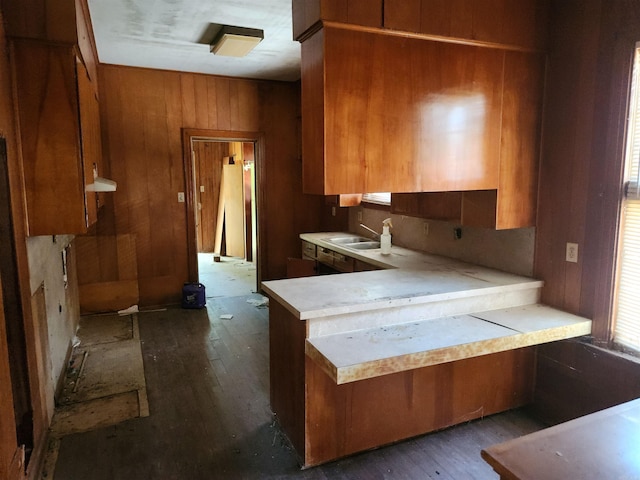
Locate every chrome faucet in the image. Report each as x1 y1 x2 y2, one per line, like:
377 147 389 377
359 223 381 240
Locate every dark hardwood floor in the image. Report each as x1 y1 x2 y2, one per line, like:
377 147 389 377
53 260 545 479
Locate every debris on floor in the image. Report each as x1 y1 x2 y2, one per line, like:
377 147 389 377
246 296 269 308
118 304 139 315
220 314 234 319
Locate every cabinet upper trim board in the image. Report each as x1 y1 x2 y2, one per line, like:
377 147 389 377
319 21 545 54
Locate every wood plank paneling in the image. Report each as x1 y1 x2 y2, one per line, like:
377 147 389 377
0 11 36 480
98 65 330 305
534 0 606 316
531 0 640 425
304 345 535 467
75 234 139 314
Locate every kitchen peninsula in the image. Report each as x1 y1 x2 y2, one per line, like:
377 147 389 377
262 233 591 467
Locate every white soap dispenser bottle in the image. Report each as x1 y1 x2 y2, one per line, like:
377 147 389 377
381 218 392 255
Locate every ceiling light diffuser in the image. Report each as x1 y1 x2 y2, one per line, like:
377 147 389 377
210 26 264 57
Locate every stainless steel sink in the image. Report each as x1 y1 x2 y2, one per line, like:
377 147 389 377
325 236 372 244
344 241 380 250
325 236 380 250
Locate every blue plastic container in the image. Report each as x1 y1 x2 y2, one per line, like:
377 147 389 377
182 282 206 309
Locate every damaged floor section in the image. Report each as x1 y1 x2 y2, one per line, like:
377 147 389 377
42 313 148 478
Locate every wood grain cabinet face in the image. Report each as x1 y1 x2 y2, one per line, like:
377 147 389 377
301 25 545 229
11 40 102 235
302 25 504 196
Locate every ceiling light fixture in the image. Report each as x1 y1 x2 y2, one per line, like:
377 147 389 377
210 26 264 57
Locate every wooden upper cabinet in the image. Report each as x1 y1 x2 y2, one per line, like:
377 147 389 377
11 40 102 235
300 24 545 228
292 0 383 39
1 0 99 86
302 25 503 195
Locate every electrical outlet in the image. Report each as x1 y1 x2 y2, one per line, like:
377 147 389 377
178 192 185 203
332 206 336 216
357 211 363 222
423 222 429 236
200 185 205 193
453 227 462 240
566 242 579 263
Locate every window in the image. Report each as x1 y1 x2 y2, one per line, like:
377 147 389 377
361 192 391 206
613 43 640 353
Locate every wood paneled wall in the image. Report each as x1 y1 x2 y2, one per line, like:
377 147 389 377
535 0 636 339
97 65 332 306
0 5 44 479
533 0 640 421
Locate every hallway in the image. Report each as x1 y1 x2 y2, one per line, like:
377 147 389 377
50 259 545 479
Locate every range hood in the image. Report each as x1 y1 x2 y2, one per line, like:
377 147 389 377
86 176 117 192
85 164 117 192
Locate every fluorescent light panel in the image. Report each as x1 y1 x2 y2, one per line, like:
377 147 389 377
210 26 264 57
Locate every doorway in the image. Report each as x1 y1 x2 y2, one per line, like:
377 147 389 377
182 129 264 294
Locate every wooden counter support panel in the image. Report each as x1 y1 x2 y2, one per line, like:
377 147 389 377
269 300 307 459
305 347 536 467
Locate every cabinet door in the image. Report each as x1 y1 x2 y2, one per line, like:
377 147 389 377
11 41 90 235
77 60 101 227
391 192 462 221
322 25 503 194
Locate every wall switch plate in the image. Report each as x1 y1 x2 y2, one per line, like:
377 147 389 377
178 192 185 203
566 242 578 263
200 185 205 193
357 211 363 222
332 206 336 216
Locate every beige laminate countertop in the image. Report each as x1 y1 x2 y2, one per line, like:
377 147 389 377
262 232 592 385
261 232 543 320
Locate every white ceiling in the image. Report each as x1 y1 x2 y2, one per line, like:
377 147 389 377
87 0 301 82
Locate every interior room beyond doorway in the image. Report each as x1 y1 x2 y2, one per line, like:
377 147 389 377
191 139 258 296
193 140 256 260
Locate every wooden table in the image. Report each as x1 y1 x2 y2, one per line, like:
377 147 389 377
481 398 640 480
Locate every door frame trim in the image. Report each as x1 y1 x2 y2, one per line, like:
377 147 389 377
181 128 266 286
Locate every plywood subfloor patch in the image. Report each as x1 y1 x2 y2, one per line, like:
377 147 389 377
59 337 146 406
43 314 149 479
51 390 141 437
75 313 136 346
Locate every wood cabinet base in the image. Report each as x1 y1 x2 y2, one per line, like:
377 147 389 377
269 301 535 467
